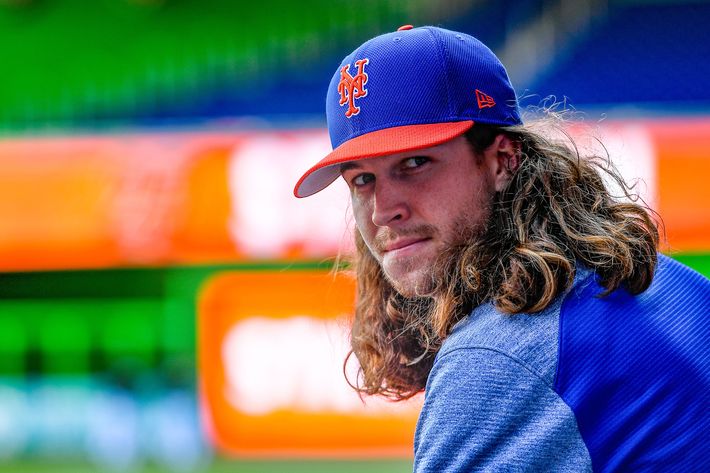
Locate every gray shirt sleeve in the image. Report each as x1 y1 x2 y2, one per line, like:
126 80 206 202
413 347 592 473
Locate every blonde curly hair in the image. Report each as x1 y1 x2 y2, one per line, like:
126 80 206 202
345 119 660 400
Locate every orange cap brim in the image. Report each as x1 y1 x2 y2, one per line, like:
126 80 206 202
294 121 474 197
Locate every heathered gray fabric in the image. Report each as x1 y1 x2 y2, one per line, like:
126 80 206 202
413 270 593 472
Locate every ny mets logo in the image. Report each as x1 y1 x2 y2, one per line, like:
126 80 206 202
338 58 369 118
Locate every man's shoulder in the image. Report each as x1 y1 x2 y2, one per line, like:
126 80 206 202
438 286 572 387
562 255 710 312
437 255 709 388
558 253 710 373
561 253 710 328
555 254 710 469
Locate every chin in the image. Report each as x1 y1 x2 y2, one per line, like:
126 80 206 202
386 268 433 298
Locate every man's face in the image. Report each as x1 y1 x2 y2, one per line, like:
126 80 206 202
341 135 500 297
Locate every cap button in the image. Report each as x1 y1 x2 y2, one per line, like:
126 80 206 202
397 24 414 31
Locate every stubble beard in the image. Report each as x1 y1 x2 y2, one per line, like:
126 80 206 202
373 223 437 297
376 202 495 300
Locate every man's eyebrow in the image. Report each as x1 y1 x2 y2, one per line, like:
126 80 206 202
339 161 362 173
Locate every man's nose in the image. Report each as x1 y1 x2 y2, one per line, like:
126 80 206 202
371 180 410 227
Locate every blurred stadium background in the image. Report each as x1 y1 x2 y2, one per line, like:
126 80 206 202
0 0 709 471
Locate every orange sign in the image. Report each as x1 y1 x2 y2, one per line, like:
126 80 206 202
650 119 710 252
0 120 708 271
197 270 421 458
0 130 348 271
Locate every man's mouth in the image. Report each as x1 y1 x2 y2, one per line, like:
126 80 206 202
383 237 432 254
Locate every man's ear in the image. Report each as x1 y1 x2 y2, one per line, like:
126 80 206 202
484 134 520 192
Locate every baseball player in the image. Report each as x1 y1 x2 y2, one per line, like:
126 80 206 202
295 25 710 471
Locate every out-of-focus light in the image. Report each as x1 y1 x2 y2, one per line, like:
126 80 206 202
199 270 422 458
222 316 418 416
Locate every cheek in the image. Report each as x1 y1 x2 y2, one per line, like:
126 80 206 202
351 193 368 225
431 176 494 231
351 195 376 244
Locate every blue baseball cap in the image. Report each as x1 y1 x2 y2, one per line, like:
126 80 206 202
294 25 522 198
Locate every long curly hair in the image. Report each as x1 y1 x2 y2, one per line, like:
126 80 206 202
345 119 660 400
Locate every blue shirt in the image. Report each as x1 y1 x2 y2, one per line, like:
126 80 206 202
414 255 710 472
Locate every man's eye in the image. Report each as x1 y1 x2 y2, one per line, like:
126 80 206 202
403 156 429 169
352 173 374 187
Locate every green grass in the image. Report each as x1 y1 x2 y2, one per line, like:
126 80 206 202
671 253 710 278
0 459 413 473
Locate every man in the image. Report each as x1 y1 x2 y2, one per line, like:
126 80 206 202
294 25 709 471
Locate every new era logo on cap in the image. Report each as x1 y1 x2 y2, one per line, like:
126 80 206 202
476 89 495 109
